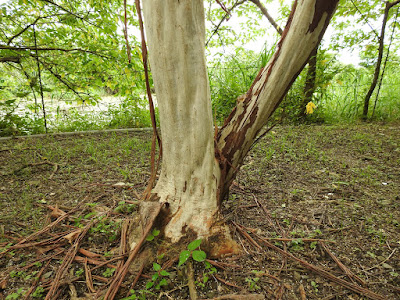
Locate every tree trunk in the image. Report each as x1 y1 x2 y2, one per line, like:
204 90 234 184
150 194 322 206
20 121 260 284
142 0 339 244
142 0 220 242
363 0 400 120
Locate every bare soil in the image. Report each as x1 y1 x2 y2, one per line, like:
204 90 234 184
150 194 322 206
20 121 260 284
0 123 399 300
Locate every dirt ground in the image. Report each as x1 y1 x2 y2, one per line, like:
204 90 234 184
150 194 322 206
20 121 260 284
0 124 399 300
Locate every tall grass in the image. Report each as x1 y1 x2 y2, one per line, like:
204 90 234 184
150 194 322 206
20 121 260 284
208 46 275 123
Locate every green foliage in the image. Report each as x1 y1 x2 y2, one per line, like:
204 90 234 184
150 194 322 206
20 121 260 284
102 267 115 278
5 288 24 300
145 263 170 290
32 286 45 298
208 46 274 123
245 271 262 291
195 261 217 288
146 228 160 242
178 239 206 267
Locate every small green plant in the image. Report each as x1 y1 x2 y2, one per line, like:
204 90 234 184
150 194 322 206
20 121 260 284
102 268 116 278
75 268 84 276
146 228 160 242
178 239 206 267
289 239 304 251
6 288 24 300
114 201 137 214
196 261 217 288
311 280 319 292
9 270 26 278
145 262 171 290
245 271 262 291
310 241 318 250
32 286 45 298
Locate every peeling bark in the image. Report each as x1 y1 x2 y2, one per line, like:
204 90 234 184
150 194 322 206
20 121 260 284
216 0 339 200
142 0 339 243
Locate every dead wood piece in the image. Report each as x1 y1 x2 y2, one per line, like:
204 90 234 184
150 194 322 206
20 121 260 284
12 161 59 176
232 222 262 250
84 258 96 293
298 284 306 300
0 205 80 259
23 260 51 300
321 242 366 286
126 262 145 297
206 259 241 270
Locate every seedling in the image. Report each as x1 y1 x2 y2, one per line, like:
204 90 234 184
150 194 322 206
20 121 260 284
178 239 206 267
146 229 160 242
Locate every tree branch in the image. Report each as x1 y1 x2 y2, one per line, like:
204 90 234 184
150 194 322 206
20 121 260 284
206 0 246 47
0 44 111 58
0 56 21 63
39 0 99 28
249 0 283 35
7 17 41 45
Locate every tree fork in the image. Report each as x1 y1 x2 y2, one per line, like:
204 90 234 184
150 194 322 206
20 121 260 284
141 0 339 246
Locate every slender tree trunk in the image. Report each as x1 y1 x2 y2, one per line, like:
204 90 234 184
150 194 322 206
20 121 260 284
142 0 339 244
363 0 400 120
362 2 390 120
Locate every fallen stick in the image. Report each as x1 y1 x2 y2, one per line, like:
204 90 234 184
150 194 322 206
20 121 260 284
320 241 366 286
255 233 385 300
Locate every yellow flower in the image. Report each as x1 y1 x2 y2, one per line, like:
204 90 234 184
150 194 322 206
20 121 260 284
306 101 316 114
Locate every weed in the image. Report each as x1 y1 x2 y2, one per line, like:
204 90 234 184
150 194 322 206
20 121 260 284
32 286 45 298
146 263 170 290
146 228 160 242
75 268 84 277
102 268 115 278
178 239 206 267
195 261 217 288
5 288 25 300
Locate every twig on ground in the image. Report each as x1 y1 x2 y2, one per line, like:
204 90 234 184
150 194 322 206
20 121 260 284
23 260 51 300
365 248 397 271
45 207 114 300
187 260 198 300
84 257 96 293
252 230 386 300
12 161 60 177
320 242 366 286
214 275 241 289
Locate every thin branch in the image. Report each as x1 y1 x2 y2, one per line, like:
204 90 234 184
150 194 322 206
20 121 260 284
39 0 100 28
38 58 91 101
135 0 162 199
0 56 20 63
7 17 41 45
249 0 283 35
123 0 131 63
0 45 111 58
206 0 246 47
